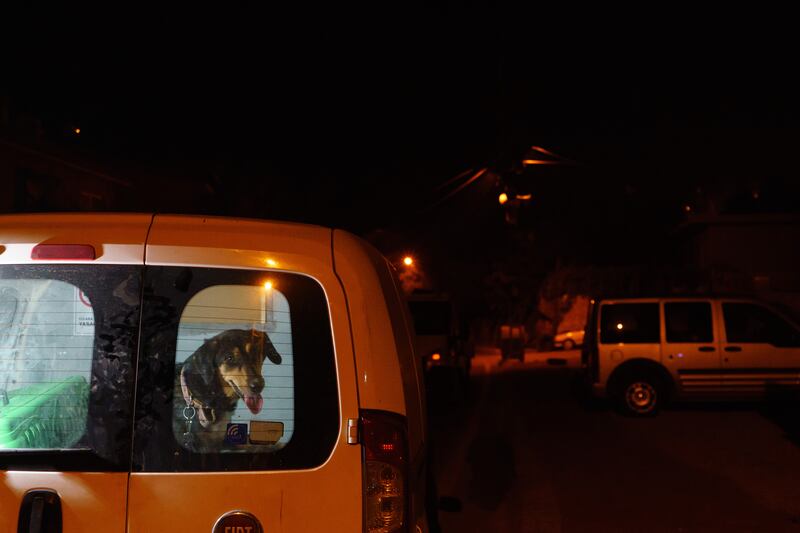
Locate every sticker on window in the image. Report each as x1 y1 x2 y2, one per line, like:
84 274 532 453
172 284 294 453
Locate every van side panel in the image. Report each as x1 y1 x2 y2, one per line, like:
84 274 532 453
0 214 151 533
331 230 407 417
0 472 128 532
129 216 363 533
333 229 429 530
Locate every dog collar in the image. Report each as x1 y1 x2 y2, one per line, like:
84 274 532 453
180 366 212 420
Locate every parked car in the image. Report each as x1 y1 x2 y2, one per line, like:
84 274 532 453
554 328 585 350
583 296 800 416
408 291 472 399
0 213 435 533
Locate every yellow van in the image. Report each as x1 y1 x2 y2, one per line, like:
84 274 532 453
0 213 431 532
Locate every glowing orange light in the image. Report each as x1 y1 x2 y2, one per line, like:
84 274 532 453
616 323 624 330
522 159 560 165
684 205 692 213
403 256 413 266
74 128 81 135
431 353 441 361
381 443 395 452
264 281 274 291
265 258 277 267
516 193 532 200
498 193 508 205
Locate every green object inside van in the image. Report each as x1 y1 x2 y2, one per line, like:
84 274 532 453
0 375 89 449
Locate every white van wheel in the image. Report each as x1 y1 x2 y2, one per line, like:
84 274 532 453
621 378 660 416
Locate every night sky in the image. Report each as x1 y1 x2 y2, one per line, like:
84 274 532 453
4 10 799 288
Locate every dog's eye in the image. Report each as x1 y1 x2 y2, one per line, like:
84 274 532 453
223 354 234 363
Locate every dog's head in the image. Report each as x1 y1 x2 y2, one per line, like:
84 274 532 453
182 329 282 426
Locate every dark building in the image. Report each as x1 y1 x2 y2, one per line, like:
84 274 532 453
675 213 800 317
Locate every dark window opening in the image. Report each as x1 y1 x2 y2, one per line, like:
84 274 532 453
665 302 713 343
600 303 660 344
723 303 800 347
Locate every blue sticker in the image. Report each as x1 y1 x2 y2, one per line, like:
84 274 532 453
225 423 248 445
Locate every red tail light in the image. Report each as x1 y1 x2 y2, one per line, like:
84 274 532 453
31 244 96 260
361 410 408 533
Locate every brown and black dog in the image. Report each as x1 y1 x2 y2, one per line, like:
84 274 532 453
174 328 282 452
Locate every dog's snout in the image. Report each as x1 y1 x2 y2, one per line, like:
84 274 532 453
250 377 265 395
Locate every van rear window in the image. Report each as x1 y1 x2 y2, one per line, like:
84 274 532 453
0 265 140 472
132 267 339 472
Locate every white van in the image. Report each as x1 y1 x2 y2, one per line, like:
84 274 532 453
0 213 431 533
583 296 800 416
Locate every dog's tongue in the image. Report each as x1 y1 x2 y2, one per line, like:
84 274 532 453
245 393 263 414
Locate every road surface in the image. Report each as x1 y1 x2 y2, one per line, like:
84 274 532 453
427 347 800 532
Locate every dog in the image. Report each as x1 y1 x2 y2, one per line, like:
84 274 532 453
174 328 282 452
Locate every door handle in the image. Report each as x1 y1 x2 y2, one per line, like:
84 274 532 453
724 346 742 352
697 346 716 352
18 489 61 533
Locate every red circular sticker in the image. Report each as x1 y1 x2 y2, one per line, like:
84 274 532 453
78 290 92 308
212 511 263 533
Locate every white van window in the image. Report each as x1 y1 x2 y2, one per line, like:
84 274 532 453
600 303 660 344
133 267 339 472
665 302 713 343
722 303 800 347
0 266 140 472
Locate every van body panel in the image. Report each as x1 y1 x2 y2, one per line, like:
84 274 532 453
660 299 722 394
332 230 430 529
718 298 800 393
0 213 152 264
596 299 662 387
0 472 128 532
330 230 406 417
129 216 363 532
127 449 363 532
0 214 148 533
145 214 333 273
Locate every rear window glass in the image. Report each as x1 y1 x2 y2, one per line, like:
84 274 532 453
133 267 339 472
600 303 660 344
173 285 294 452
0 265 140 472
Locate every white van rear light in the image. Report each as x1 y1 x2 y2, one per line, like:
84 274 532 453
31 244 96 260
362 410 408 533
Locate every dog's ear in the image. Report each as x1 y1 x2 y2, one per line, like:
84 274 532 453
182 339 222 427
248 329 282 365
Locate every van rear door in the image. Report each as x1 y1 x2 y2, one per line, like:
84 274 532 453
0 214 150 533
127 216 362 532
